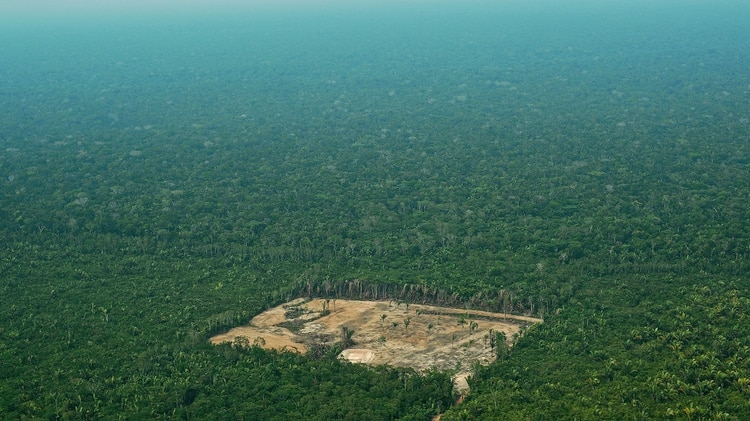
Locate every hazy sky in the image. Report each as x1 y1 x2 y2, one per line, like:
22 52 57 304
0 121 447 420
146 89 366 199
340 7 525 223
0 0 460 18
2 0 740 23
0 0 398 18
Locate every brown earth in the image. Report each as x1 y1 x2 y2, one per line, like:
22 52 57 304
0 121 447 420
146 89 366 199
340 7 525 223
210 298 542 394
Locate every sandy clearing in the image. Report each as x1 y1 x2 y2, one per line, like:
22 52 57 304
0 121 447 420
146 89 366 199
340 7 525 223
339 348 376 364
211 298 542 393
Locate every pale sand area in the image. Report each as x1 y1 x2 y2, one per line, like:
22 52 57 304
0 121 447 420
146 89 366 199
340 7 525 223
211 298 542 394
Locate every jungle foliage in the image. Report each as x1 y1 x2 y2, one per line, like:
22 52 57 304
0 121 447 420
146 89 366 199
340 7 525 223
2 5 750 420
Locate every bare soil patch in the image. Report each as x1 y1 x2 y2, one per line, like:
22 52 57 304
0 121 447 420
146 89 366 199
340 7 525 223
211 298 542 392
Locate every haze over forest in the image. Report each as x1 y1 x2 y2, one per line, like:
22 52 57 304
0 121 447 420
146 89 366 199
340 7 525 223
1 0 749 419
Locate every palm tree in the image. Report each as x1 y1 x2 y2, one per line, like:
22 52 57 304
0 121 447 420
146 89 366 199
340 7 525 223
340 326 355 348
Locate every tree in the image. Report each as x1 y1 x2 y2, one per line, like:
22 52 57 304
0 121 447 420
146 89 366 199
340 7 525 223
234 335 250 348
495 331 508 360
457 316 467 330
340 326 355 348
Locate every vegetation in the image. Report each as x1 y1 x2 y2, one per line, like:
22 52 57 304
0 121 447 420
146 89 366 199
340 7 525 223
1 4 749 419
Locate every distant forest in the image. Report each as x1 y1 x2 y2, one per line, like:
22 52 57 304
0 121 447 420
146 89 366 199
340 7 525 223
2 5 750 420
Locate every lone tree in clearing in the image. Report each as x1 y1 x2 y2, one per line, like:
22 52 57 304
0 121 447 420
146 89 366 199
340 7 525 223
233 336 250 348
340 326 355 348
457 316 467 330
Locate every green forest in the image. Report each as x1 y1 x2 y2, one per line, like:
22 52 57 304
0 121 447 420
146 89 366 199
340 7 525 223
2 4 750 420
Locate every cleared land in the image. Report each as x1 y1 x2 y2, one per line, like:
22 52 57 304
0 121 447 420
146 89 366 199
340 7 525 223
211 298 542 392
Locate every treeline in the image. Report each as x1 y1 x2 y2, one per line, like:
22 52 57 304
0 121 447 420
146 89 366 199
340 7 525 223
286 277 543 320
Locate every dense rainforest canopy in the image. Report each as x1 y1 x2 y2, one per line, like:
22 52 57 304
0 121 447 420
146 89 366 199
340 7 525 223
1 2 750 419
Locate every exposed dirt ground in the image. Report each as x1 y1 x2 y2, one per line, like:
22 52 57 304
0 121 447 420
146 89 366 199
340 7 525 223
211 298 542 393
